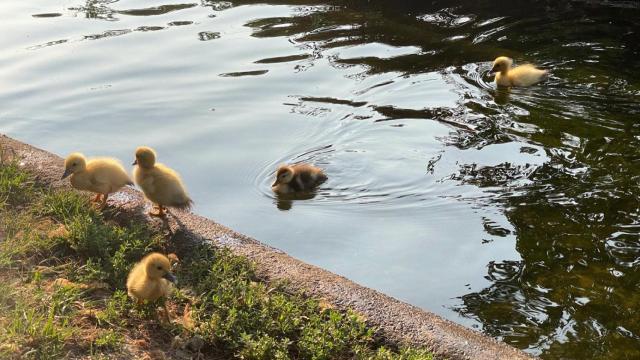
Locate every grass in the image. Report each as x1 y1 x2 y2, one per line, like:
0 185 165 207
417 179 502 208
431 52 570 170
0 154 435 359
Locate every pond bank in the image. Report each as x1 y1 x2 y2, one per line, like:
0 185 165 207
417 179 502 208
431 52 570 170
0 133 532 360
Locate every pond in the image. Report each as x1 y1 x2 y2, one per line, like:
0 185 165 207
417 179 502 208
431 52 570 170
1 0 639 358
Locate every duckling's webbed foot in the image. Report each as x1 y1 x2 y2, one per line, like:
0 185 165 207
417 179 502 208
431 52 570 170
162 302 172 323
92 194 102 203
149 205 166 218
99 193 109 210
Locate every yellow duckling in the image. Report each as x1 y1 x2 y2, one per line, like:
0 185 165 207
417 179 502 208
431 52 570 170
490 56 548 87
271 163 327 194
133 146 193 217
126 252 176 321
61 153 133 209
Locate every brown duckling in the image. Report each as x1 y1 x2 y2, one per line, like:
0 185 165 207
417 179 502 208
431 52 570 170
133 146 193 217
61 153 133 209
490 56 548 87
271 163 327 194
126 252 176 321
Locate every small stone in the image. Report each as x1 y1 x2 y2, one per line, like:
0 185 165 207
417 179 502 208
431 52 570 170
47 224 69 238
171 335 183 349
168 253 179 264
185 335 204 352
132 338 149 349
148 349 166 360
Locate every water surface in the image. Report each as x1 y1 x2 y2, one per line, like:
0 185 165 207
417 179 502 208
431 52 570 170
1 0 639 358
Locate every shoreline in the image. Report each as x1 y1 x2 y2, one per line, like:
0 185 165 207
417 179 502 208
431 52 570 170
1 133 533 360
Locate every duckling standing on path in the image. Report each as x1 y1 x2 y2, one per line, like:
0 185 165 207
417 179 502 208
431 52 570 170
126 252 176 322
271 164 327 194
490 56 548 87
61 153 133 210
133 146 193 217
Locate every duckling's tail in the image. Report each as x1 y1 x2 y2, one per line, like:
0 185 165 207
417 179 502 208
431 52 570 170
316 173 328 185
542 69 550 81
173 198 194 211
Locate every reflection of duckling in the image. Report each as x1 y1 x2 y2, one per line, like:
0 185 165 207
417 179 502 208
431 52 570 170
491 87 511 105
274 191 319 211
133 146 193 217
491 56 547 87
61 153 133 209
271 164 327 194
126 252 176 321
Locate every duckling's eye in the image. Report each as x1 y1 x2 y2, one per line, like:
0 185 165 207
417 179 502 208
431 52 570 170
157 266 163 270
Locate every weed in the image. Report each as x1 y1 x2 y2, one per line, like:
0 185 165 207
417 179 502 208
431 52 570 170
96 290 130 327
0 161 34 209
3 301 73 358
93 329 123 350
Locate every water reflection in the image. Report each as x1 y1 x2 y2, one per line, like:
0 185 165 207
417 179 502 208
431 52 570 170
490 88 511 105
70 0 118 21
274 190 319 210
118 4 198 17
2 0 640 358
453 134 640 358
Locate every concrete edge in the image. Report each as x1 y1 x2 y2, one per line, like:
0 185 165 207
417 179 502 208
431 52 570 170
1 134 534 360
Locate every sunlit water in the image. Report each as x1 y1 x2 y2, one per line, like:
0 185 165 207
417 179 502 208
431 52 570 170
1 0 639 358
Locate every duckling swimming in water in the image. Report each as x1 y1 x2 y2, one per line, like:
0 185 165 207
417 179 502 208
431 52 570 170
133 146 193 217
271 164 327 194
490 56 548 87
126 252 176 321
61 153 133 209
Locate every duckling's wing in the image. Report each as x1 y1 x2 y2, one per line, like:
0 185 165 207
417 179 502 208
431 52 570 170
90 167 125 193
298 171 314 186
89 168 113 189
510 64 547 86
90 160 132 188
154 164 192 207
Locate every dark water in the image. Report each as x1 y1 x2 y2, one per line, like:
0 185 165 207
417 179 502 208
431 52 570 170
1 0 640 358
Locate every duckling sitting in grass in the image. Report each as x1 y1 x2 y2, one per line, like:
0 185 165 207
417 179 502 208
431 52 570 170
271 163 327 194
61 153 133 209
133 146 193 217
490 56 548 87
126 252 176 322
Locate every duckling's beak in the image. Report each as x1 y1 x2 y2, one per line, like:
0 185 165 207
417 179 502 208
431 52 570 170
271 179 279 187
132 159 138 166
489 64 499 75
61 168 72 180
163 272 177 284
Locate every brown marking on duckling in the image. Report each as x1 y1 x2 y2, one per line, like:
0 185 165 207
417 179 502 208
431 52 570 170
271 163 327 194
62 153 133 210
126 252 176 322
132 146 193 218
490 56 548 87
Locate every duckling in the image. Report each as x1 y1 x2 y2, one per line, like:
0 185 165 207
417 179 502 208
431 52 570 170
61 153 133 209
126 252 176 321
271 163 327 194
490 56 548 87
133 146 193 217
